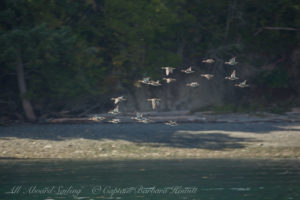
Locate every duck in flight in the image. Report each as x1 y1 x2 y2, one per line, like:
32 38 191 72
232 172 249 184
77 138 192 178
111 96 126 104
201 74 214 80
225 70 239 80
235 80 250 88
131 112 151 123
164 120 178 126
90 116 106 121
139 118 152 123
202 59 215 64
138 77 151 85
186 82 199 87
147 98 161 110
108 118 120 124
163 78 176 84
108 105 120 114
162 67 175 76
131 112 143 121
225 57 238 66
181 66 195 74
149 80 162 86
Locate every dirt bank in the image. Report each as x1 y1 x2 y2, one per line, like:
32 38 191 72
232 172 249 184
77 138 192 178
1 120 300 160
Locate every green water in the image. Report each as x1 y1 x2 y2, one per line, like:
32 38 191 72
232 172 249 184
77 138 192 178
0 159 299 200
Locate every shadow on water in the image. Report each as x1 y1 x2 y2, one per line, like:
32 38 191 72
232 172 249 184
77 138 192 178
0 159 300 200
0 122 299 150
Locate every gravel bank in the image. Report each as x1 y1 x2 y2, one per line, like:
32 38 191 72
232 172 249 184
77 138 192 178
1 122 300 159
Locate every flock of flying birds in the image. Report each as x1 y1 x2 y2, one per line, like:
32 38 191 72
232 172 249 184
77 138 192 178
90 57 250 126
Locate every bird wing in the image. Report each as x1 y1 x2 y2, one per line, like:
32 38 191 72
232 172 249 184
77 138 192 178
152 100 155 109
114 105 119 112
231 70 236 77
137 113 143 118
166 68 170 76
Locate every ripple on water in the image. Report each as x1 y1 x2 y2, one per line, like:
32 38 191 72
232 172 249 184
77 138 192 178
0 159 299 200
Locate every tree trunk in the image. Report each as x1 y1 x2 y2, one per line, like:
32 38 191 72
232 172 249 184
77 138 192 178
224 0 236 40
16 50 37 122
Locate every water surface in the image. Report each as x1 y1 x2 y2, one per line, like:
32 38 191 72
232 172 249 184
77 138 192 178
0 159 299 200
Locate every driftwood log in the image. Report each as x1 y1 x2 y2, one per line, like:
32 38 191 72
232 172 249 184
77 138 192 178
254 26 299 36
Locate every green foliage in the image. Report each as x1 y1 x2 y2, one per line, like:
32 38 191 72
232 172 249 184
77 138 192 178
0 0 299 115
256 67 289 88
0 0 107 106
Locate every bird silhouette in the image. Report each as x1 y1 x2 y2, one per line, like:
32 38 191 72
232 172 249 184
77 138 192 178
131 112 143 121
139 118 152 123
108 105 120 114
111 96 126 104
186 82 199 87
225 57 238 65
108 118 120 123
162 67 175 76
201 74 214 80
163 78 176 84
149 80 162 86
164 120 178 126
225 70 239 80
138 77 151 85
235 80 250 88
147 98 161 109
90 116 106 121
131 112 152 123
202 59 215 64
181 67 195 74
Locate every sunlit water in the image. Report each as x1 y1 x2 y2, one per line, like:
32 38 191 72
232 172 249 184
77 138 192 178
0 159 299 200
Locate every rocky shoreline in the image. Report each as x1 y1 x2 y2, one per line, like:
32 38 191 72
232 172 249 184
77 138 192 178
45 111 300 124
1 117 300 160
